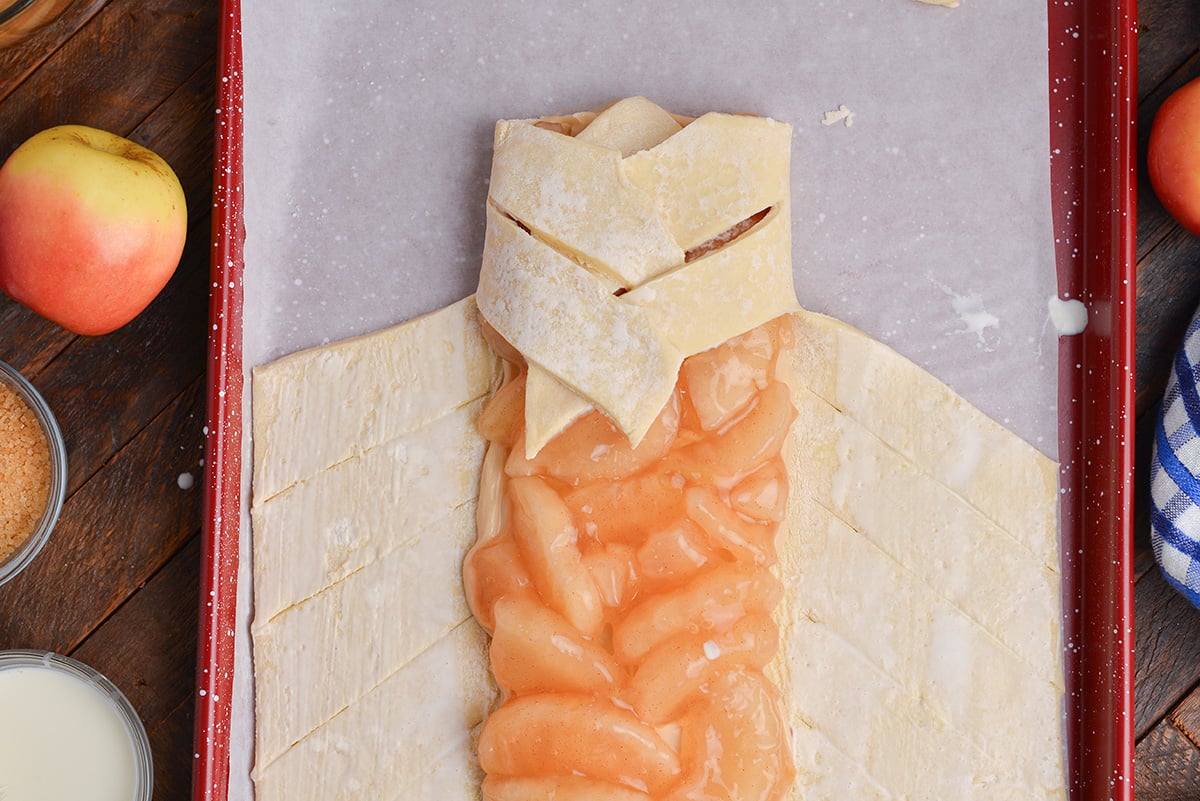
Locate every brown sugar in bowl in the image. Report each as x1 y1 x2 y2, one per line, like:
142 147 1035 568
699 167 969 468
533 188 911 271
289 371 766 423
0 361 66 587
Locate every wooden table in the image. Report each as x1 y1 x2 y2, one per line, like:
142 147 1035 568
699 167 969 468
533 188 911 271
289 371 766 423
0 2 216 799
1132 1 1200 796
0 1 1195 799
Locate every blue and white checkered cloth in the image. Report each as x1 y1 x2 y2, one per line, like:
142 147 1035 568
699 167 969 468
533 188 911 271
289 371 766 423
1152 311 1200 608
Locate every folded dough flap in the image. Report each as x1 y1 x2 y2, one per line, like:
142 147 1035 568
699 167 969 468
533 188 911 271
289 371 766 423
478 203 684 450
488 120 682 289
574 95 684 157
477 97 800 456
623 111 793 252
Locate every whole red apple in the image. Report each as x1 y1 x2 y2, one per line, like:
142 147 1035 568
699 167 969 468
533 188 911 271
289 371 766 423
1149 76 1200 237
0 124 187 335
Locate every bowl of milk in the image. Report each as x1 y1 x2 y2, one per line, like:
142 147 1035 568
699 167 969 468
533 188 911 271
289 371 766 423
0 650 152 801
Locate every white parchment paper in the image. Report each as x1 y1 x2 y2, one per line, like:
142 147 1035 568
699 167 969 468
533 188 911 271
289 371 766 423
233 1 1056 797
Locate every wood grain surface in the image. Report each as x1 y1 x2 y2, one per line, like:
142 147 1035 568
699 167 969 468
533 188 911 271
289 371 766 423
0 0 1194 798
0 2 214 800
1135 0 1200 798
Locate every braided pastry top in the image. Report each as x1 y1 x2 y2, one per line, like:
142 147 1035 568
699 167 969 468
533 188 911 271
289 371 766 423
476 97 799 456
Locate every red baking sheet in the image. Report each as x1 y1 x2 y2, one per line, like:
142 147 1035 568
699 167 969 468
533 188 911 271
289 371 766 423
195 0 243 798
193 0 1137 798
1048 1 1138 799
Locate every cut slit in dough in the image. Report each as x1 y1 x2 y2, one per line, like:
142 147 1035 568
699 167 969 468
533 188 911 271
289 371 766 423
248 99 1064 801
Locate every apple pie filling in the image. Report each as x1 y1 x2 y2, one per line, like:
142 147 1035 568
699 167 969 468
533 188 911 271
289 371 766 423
464 316 797 801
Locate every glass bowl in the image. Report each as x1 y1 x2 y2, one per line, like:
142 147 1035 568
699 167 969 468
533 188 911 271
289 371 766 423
0 649 154 800
0 360 67 587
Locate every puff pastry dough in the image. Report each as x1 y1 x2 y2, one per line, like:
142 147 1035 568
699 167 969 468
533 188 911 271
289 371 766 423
249 99 1064 801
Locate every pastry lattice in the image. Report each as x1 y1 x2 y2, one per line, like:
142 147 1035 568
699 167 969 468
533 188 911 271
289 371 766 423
467 98 797 801
476 97 799 457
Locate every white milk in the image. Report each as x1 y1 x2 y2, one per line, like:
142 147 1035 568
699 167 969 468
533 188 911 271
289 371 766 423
0 664 137 801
